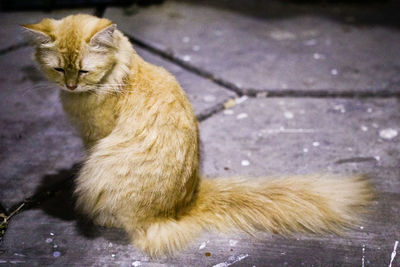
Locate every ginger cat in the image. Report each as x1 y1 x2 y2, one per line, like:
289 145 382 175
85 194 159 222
23 14 374 257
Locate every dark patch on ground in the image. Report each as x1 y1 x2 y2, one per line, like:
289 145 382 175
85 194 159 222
335 157 378 164
20 65 45 83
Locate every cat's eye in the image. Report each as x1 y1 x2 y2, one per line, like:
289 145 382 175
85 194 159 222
79 70 89 74
54 67 65 73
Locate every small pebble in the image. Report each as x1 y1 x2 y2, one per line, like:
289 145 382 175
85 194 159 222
235 96 248 105
303 148 309 153
361 125 368 132
313 53 324 60
224 99 236 109
379 128 398 140
203 95 216 102
236 113 248 120
132 261 142 266
283 111 294 119
182 36 190 43
49 233 54 236
182 55 191 62
241 160 250 166
53 251 61 258
229 240 238 246
312 142 320 147
331 69 338 75
360 226 364 230
111 254 115 258
223 109 234 115
367 108 373 113
45 238 53 243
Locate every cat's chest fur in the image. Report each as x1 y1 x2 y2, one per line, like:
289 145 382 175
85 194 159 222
60 91 119 147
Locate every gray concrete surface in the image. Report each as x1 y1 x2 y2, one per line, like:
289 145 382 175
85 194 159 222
106 1 400 95
1 1 399 266
0 9 95 51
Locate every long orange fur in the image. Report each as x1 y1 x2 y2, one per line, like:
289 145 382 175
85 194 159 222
23 14 374 257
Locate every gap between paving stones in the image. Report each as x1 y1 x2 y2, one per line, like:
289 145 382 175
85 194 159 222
0 7 106 243
124 33 400 99
0 42 28 55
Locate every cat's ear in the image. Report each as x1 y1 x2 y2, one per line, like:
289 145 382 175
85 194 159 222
90 24 117 47
21 24 52 45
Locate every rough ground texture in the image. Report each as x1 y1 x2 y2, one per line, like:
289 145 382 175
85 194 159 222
0 1 399 266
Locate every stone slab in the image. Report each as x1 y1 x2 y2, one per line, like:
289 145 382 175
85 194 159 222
0 168 398 266
0 47 85 210
200 97 400 193
135 47 235 119
105 1 400 94
0 9 96 51
0 45 233 209
1 97 399 266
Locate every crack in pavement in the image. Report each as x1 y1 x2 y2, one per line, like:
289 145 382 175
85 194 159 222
125 33 400 99
0 42 29 55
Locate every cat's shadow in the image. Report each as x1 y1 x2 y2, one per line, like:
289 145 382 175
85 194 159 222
32 163 129 245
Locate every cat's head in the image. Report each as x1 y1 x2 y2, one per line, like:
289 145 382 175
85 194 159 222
23 14 119 93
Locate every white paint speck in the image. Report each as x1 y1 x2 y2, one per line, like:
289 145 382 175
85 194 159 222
379 128 398 140
203 95 216 102
367 108 373 113
235 96 248 105
108 242 113 247
374 156 380 161
284 111 294 119
360 226 364 230
182 36 190 43
111 254 115 258
313 53 325 60
182 55 191 62
236 113 248 120
312 142 320 147
199 241 209 250
361 125 368 132
362 244 365 267
331 69 338 75
223 109 234 115
389 240 399 267
229 240 238 246
270 30 296 41
53 245 58 248
192 45 200 51
304 39 317 46
212 254 249 267
53 251 61 258
241 160 250 166
132 261 142 267
50 232 54 236
303 148 309 153
45 238 53 243
333 104 346 113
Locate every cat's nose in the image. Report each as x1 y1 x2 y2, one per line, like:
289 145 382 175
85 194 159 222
66 83 77 90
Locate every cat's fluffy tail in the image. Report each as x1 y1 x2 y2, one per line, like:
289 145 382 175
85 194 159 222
132 175 374 256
